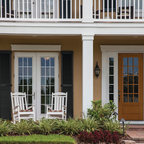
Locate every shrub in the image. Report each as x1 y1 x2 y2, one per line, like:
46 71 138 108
87 100 117 123
0 119 12 136
12 119 36 135
77 130 121 144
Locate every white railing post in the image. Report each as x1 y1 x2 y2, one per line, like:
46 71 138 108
82 0 93 22
82 35 94 116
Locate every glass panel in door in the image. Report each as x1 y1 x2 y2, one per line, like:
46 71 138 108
122 57 139 103
40 57 55 114
18 57 33 106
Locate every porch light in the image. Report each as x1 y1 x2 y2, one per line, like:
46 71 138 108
94 62 100 78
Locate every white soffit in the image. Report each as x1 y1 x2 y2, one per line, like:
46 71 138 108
11 45 61 51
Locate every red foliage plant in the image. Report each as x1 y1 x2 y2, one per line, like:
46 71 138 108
77 130 121 144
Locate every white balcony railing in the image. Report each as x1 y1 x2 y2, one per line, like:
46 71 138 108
0 0 83 21
1 0 144 22
93 0 144 22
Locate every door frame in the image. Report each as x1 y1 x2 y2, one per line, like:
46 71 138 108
14 52 59 120
101 45 144 121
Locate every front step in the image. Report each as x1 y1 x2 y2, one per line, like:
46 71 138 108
126 125 144 143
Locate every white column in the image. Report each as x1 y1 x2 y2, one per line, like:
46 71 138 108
82 35 94 116
83 0 93 22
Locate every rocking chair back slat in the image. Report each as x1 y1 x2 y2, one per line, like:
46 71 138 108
46 92 67 120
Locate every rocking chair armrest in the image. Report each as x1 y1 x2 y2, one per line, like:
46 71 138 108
27 105 35 110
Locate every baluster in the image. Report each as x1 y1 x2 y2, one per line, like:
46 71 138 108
66 0 67 18
129 0 131 19
142 0 144 19
62 0 63 18
125 0 127 19
44 0 46 19
9 0 11 18
94 0 96 19
134 0 135 19
70 0 72 18
112 0 113 19
0 0 3 18
40 0 41 18
36 0 37 18
103 0 104 19
120 0 122 19
53 0 55 18
57 0 59 18
107 0 109 19
5 0 7 18
23 0 24 18
98 0 100 19
79 0 80 19
116 0 117 19
31 0 33 18
138 0 139 19
75 0 76 18
49 0 50 19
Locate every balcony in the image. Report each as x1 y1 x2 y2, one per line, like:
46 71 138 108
93 0 144 22
0 0 144 23
0 0 83 21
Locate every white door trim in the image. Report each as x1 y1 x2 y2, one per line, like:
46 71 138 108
101 45 144 119
12 45 61 52
36 52 59 119
14 52 59 120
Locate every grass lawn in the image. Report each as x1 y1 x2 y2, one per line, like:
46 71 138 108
0 134 76 144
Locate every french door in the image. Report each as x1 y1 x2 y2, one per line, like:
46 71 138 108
118 53 143 120
14 52 59 119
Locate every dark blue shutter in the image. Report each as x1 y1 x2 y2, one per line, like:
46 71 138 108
61 52 73 118
0 52 11 120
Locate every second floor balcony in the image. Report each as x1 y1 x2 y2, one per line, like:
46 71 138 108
0 0 144 23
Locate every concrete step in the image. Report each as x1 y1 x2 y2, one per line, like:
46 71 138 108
126 125 144 144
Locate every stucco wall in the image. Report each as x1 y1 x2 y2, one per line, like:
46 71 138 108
0 35 82 118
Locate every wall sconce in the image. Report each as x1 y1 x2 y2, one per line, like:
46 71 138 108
94 62 100 78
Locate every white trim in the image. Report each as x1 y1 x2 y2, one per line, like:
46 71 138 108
12 45 61 51
101 51 118 116
120 121 144 125
36 52 59 119
14 52 59 120
2 23 144 36
101 45 144 121
82 35 94 116
101 45 144 53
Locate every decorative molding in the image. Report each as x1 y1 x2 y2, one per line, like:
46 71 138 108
11 45 61 51
82 35 94 41
101 45 144 53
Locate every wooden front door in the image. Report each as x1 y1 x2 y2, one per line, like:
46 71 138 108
118 54 143 120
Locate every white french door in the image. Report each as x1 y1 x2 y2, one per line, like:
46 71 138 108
14 52 59 120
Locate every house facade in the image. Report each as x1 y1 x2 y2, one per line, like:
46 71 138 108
0 0 144 122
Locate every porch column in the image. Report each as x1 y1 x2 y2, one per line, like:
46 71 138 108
82 35 94 116
82 0 93 22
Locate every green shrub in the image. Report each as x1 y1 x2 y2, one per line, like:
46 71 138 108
87 100 122 133
0 119 12 136
35 119 55 134
12 119 36 135
103 121 123 134
87 100 117 123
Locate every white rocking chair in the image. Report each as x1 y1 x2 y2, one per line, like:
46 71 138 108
11 92 35 124
46 92 67 120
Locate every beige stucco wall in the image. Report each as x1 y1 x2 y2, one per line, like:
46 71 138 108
0 35 82 118
1 35 144 118
93 35 144 101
